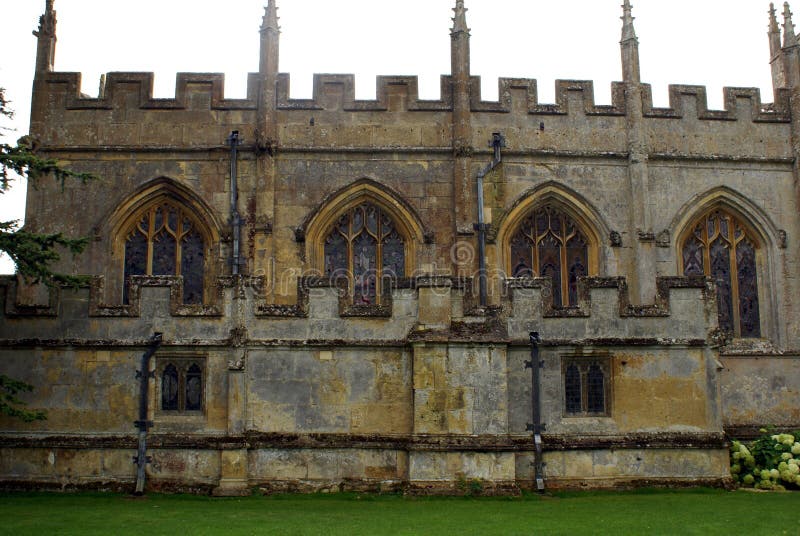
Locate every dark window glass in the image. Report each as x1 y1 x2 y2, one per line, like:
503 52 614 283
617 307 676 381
682 210 761 338
161 364 179 411
181 230 205 305
152 230 177 275
565 364 582 414
322 202 404 304
736 239 760 338
510 205 589 307
710 237 733 333
586 363 605 414
682 235 705 276
185 364 203 411
123 224 148 304
382 231 405 278
122 201 207 304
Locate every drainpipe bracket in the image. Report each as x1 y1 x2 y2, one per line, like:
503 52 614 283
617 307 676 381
524 360 544 370
134 420 154 431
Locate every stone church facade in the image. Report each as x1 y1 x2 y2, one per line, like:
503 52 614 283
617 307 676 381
1 0 799 494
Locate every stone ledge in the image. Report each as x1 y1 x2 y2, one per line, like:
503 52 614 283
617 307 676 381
0 432 727 451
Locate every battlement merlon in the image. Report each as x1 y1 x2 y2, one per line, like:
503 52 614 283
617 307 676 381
31 70 792 118
26 0 797 158
28 72 794 162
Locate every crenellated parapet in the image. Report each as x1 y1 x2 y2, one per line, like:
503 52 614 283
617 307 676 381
29 71 796 162
0 275 715 347
40 72 260 111
276 74 452 112
470 79 627 116
34 71 793 122
642 84 791 122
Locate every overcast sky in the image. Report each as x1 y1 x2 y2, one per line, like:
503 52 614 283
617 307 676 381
0 0 781 273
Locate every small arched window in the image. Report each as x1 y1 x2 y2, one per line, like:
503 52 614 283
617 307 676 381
161 364 179 411
122 199 206 304
681 209 760 338
323 202 405 304
562 357 609 416
510 205 590 307
159 358 204 413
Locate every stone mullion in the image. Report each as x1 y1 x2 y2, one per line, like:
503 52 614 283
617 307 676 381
559 232 569 307
728 222 742 338
145 207 156 275
376 213 384 304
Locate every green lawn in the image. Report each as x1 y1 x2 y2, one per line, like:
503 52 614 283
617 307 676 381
1 489 798 535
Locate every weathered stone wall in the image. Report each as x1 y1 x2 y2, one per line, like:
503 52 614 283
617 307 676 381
0 274 734 492
720 355 800 435
23 73 800 347
6 0 800 494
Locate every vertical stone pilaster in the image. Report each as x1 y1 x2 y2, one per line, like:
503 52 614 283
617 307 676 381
451 1 475 276
410 341 512 489
214 449 250 496
621 1 656 303
214 281 250 496
254 1 280 293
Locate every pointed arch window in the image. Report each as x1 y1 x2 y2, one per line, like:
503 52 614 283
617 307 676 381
323 202 405 304
158 357 205 413
509 205 590 307
681 209 760 338
122 199 207 304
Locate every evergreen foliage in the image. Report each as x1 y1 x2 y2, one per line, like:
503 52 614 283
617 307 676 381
0 375 45 422
0 86 94 287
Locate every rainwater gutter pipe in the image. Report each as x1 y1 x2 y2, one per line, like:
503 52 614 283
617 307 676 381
133 332 163 496
227 131 242 275
474 133 505 308
526 331 545 492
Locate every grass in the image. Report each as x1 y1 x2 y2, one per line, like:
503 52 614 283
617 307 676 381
0 488 798 535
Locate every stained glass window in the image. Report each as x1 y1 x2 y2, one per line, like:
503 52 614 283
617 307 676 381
159 359 204 413
681 209 760 338
123 200 206 304
511 205 590 307
323 202 405 304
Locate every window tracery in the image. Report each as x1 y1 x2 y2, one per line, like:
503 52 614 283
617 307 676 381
681 209 760 338
323 202 405 304
158 357 204 413
510 205 590 307
122 199 206 304
562 357 609 417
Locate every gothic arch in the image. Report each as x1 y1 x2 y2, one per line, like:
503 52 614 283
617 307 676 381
302 178 426 275
107 178 222 303
669 186 779 251
495 182 608 279
107 178 223 241
672 187 778 340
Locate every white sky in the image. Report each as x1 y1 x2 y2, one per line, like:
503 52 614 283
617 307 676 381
0 0 780 273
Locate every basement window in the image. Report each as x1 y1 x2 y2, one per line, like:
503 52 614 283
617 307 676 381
561 356 610 417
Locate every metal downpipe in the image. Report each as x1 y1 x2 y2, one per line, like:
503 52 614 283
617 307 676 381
474 132 505 308
526 331 545 492
227 131 242 275
134 332 163 496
